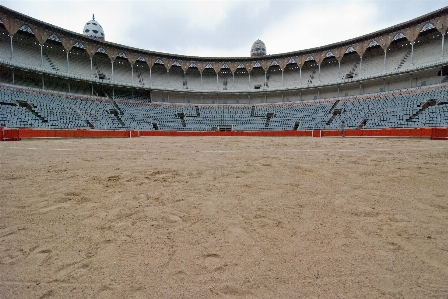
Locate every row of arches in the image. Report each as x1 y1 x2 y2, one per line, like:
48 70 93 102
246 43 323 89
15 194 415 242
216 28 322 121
0 6 447 90
1 26 445 90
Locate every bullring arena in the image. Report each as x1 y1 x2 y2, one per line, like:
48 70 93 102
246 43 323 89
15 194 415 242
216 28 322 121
1 4 448 299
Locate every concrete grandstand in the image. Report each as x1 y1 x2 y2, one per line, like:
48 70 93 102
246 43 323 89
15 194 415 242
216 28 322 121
0 5 448 133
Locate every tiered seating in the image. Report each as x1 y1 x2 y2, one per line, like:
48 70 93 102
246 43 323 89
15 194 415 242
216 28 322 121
0 84 125 129
233 71 252 90
68 49 92 77
359 46 384 77
0 104 41 128
92 53 112 81
116 101 156 130
27 95 89 129
1 83 447 131
282 66 301 88
319 58 342 84
112 58 133 84
12 35 42 68
328 87 448 129
0 29 11 59
148 64 169 88
385 42 411 72
412 36 444 66
42 44 66 73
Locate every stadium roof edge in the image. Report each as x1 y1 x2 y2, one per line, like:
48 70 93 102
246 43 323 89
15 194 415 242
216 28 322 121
0 5 447 61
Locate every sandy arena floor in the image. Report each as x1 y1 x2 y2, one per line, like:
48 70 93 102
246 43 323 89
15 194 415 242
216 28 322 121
1 137 448 298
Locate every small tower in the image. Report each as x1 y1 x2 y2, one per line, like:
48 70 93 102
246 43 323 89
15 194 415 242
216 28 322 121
83 14 105 41
250 39 266 57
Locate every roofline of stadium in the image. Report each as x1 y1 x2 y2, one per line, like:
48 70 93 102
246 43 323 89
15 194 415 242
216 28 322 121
0 4 447 62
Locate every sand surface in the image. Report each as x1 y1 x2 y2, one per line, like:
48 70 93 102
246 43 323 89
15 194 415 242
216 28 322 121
1 137 448 298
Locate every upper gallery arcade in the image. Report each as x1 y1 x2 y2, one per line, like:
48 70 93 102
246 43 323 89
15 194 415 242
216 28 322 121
0 5 447 93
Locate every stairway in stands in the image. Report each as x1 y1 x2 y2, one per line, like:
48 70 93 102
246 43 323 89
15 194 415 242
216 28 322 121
326 108 344 125
93 63 107 80
99 90 126 127
328 100 340 114
85 120 94 129
265 112 275 127
17 100 47 123
293 121 300 130
109 98 125 116
308 70 316 84
397 49 411 70
250 106 267 118
43 52 60 72
358 119 368 129
176 112 186 127
406 99 437 122
70 105 95 129
138 72 145 86
108 109 126 127
345 62 359 79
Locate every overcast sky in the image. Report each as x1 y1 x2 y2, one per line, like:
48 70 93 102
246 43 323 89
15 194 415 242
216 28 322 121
2 0 447 57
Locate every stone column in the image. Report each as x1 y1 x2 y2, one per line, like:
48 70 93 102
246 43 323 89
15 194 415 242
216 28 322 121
442 33 445 58
359 56 363 77
318 64 321 82
131 64 134 84
338 60 341 79
281 69 284 87
111 60 114 81
40 44 43 67
10 35 13 59
66 51 70 72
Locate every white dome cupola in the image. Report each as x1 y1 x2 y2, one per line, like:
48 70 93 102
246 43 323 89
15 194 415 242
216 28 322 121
83 14 105 41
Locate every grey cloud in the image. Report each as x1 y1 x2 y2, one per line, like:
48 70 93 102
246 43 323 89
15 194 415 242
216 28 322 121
121 0 315 56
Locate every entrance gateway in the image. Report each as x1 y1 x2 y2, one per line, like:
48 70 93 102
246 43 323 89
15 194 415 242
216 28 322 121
212 125 233 131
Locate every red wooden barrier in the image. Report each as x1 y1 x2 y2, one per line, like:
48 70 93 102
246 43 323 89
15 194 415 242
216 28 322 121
13 129 132 139
139 130 313 137
431 128 448 140
1 127 446 141
2 128 21 141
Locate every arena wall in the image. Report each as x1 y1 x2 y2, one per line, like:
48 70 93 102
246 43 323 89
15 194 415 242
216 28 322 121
3 127 447 141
